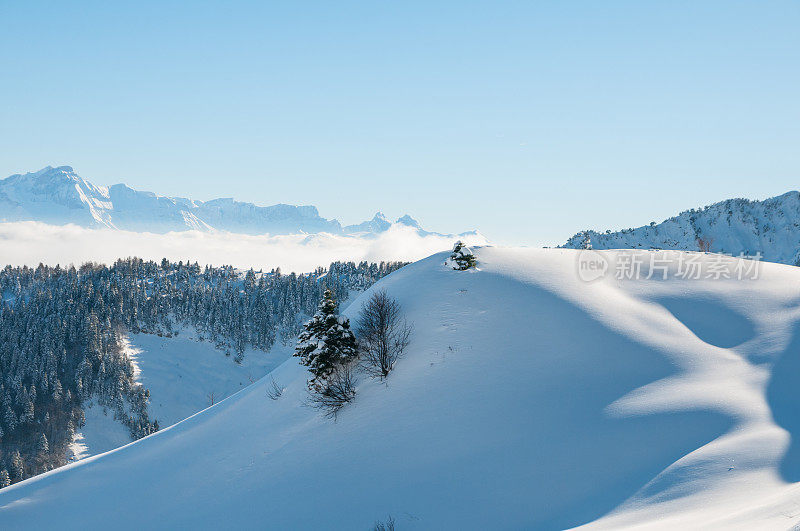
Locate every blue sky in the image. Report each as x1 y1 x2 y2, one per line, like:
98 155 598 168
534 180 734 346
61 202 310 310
1 1 798 245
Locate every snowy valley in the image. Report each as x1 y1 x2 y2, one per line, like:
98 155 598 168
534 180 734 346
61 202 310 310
2 247 800 529
0 258 403 485
68 331 293 461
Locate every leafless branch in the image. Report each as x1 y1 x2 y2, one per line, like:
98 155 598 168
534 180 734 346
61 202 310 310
307 364 356 419
356 290 412 379
266 377 284 400
373 515 396 531
697 237 713 253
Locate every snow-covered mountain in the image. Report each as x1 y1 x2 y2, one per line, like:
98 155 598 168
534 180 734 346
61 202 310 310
3 247 800 529
562 191 800 265
0 166 467 237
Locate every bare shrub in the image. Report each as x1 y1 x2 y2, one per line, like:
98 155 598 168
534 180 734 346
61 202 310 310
356 290 412 379
373 515 396 531
697 237 713 252
266 377 283 400
308 364 356 419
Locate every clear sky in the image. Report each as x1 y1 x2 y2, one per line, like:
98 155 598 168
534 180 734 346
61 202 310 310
1 1 798 245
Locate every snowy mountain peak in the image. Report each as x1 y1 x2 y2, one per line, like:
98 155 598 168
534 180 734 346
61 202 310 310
396 214 420 228
0 166 474 238
11 165 80 186
30 165 75 176
50 165 75 174
342 211 394 235
1 166 114 228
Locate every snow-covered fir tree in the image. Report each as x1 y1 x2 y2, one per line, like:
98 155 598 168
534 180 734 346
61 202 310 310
0 469 9 488
294 290 358 391
9 451 23 482
36 433 49 455
581 232 592 250
446 241 477 270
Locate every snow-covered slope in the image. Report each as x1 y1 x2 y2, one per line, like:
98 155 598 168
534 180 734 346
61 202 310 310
562 191 800 265
0 166 474 238
124 331 292 431
3 247 800 529
67 331 293 461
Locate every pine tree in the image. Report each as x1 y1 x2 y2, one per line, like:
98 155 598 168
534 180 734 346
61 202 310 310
4 406 16 433
37 433 49 455
581 231 592 250
446 241 477 270
294 290 358 391
0 469 9 488
10 450 23 481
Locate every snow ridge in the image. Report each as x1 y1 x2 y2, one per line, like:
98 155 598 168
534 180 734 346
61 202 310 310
562 191 800 265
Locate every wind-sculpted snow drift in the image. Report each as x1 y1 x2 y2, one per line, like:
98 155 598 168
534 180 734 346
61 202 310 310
2 248 800 529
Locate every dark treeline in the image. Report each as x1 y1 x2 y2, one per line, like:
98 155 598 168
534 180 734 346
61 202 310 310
0 258 405 487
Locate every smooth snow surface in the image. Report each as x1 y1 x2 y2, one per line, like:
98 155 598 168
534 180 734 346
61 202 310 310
67 401 132 462
125 330 292 430
3 248 800 529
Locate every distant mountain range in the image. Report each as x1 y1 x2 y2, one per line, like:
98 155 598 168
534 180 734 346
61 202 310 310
0 166 476 238
562 191 800 265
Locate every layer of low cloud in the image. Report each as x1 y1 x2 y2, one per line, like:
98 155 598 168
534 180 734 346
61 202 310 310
0 222 488 272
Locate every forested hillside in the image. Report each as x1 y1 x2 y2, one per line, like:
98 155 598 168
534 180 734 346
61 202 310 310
0 258 404 487
562 191 800 265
